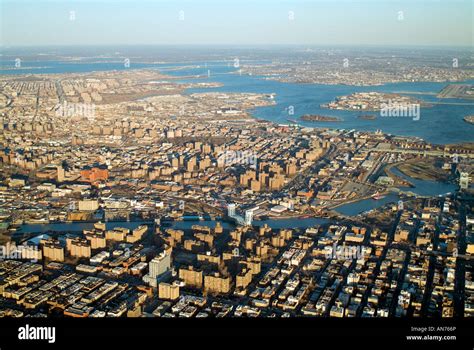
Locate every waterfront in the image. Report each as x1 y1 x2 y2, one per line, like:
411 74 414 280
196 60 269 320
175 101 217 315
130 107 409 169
334 165 457 216
15 217 330 236
1 0 474 331
1 59 473 144
165 62 474 144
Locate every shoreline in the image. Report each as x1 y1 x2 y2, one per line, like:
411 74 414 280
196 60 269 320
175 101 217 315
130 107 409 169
2 65 474 148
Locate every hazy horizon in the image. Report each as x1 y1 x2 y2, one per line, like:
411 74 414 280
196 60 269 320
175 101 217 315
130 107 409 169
1 0 472 47
1 44 473 49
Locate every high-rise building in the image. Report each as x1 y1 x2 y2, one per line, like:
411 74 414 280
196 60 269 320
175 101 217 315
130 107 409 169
204 273 231 294
42 239 65 262
143 251 171 287
245 210 253 226
460 172 470 190
228 203 236 217
179 266 203 289
57 166 65 182
158 281 180 300
67 238 92 258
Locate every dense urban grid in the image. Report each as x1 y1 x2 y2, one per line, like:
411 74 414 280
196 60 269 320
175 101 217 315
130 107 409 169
0 59 473 320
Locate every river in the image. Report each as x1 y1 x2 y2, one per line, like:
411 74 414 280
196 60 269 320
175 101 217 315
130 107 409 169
1 59 473 144
334 166 457 216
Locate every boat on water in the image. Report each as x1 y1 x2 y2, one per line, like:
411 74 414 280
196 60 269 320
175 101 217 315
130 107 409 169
372 192 386 200
463 115 474 125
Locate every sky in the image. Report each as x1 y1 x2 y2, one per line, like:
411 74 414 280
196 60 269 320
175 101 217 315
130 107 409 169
0 0 472 47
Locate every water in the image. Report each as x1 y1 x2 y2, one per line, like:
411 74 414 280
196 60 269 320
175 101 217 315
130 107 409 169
334 166 457 216
15 217 329 239
1 58 466 219
391 167 456 197
1 59 473 144
334 193 401 217
167 63 474 145
13 164 455 230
